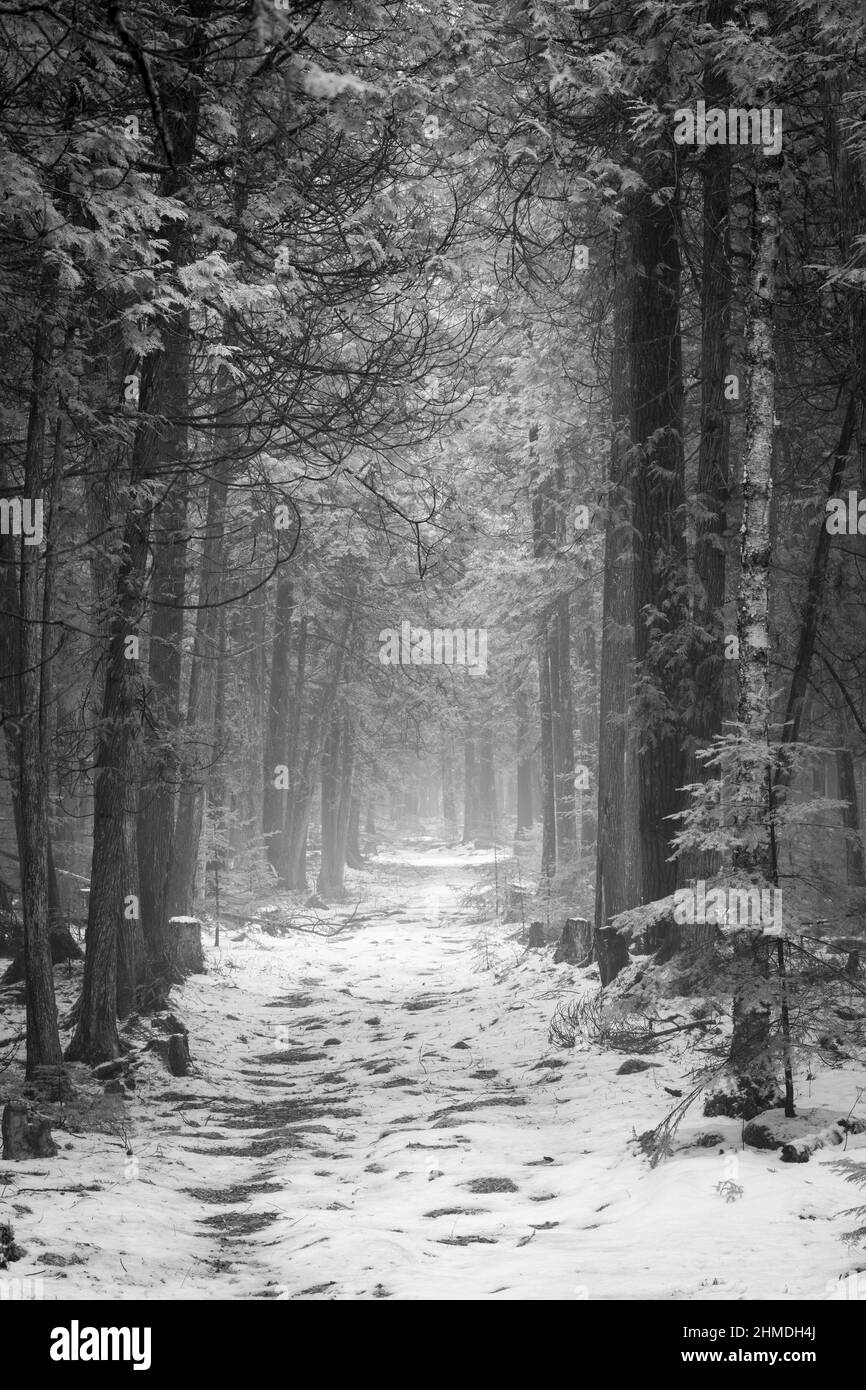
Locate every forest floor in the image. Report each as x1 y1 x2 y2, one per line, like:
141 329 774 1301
2 839 866 1301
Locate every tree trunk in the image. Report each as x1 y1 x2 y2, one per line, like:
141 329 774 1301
346 793 364 870
475 725 497 847
823 75 866 486
679 0 733 886
595 241 639 975
441 744 457 835
725 149 783 1115
285 611 351 889
515 684 534 836
18 315 62 1074
134 14 208 974
67 411 153 1061
263 561 294 880
554 589 578 864
167 449 230 919
837 748 866 888
629 173 687 907
137 461 188 966
281 615 308 885
117 745 142 1020
317 710 345 898
463 734 480 843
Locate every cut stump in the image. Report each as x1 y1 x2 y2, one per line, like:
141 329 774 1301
1 1099 58 1160
527 921 545 949
168 917 204 975
554 917 592 965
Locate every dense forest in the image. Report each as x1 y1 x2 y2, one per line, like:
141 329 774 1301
2 0 866 1313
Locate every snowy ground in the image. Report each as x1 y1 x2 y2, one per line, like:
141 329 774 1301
2 841 866 1301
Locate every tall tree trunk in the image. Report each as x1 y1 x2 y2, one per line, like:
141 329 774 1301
629 175 687 908
837 747 866 888
318 710 354 898
530 425 557 879
515 684 534 836
166 446 231 919
137 464 189 956
135 10 208 974
823 75 866 485
117 744 143 1019
441 743 457 834
679 0 733 886
463 734 480 843
346 792 364 870
724 151 783 1116
554 589 578 864
281 615 307 884
318 710 342 897
67 22 209 1053
0 530 23 872
537 637 556 878
595 243 639 973
285 611 351 889
475 724 497 847
67 367 157 1061
263 560 294 880
19 315 62 1072
208 606 229 886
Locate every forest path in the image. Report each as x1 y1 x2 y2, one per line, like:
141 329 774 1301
174 841 598 1300
4 842 858 1300
159 843 855 1301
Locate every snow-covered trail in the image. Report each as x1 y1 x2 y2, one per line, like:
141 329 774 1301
4 843 863 1301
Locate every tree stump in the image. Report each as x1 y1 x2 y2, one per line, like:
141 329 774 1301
168 917 204 975
0 1221 25 1267
146 1031 191 1076
168 1033 191 1077
1 1099 58 1160
554 917 593 965
594 925 630 985
527 921 545 949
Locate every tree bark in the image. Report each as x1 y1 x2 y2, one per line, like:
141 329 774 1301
463 734 480 843
135 8 209 975
629 173 687 906
595 240 639 974
554 588 578 863
725 148 784 1114
18 315 62 1073
263 560 294 880
515 684 534 835
167 449 230 919
680 0 733 886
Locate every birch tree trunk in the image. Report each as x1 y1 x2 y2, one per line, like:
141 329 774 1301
721 151 784 1116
